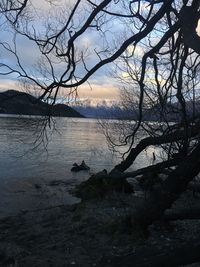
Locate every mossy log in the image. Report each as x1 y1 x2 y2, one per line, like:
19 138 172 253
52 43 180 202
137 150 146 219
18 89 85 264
75 170 133 200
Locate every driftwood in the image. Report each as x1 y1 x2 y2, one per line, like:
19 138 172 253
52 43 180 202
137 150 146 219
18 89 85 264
100 238 200 267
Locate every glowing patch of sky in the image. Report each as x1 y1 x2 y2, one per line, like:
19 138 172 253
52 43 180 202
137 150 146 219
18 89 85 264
0 0 123 103
0 0 173 104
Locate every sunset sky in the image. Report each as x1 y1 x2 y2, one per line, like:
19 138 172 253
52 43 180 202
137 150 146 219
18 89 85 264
1 0 200 105
0 70 120 104
0 0 124 105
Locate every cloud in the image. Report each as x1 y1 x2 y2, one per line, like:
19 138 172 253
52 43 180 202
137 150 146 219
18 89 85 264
196 19 200 36
126 45 144 57
78 83 119 101
0 78 18 91
0 0 126 102
56 76 120 103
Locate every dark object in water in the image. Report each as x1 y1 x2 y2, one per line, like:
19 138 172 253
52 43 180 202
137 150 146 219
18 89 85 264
71 161 90 172
80 160 90 170
34 183 41 189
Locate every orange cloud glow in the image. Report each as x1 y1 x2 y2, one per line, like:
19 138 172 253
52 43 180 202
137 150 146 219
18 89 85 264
78 83 119 101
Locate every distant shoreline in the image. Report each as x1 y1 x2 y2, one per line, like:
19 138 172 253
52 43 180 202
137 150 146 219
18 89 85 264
0 90 84 118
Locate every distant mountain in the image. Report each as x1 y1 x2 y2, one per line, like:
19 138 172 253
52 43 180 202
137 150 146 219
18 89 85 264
73 100 200 121
0 90 84 118
73 104 124 119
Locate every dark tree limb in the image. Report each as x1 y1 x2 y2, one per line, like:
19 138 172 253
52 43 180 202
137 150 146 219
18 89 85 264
113 123 200 173
129 141 200 228
123 158 180 178
39 0 174 99
180 5 200 55
77 141 200 228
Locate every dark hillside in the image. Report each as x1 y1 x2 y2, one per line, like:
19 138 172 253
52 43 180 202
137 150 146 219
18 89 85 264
0 90 84 118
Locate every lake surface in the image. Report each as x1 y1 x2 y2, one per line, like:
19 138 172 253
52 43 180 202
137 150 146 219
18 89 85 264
0 116 155 217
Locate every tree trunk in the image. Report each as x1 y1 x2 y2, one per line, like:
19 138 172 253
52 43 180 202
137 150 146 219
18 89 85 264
129 142 200 228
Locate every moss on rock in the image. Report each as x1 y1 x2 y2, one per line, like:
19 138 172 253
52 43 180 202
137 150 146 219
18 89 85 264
75 170 133 200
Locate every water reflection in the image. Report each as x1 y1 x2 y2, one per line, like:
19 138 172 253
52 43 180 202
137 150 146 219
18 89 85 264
0 116 161 217
0 117 119 216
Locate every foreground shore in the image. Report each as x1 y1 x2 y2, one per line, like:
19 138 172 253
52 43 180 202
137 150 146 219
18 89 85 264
0 188 200 267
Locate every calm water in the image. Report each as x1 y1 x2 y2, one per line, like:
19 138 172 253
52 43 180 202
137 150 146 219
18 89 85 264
0 116 155 217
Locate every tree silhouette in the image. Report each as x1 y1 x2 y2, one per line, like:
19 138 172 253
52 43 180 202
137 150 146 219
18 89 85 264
1 0 200 235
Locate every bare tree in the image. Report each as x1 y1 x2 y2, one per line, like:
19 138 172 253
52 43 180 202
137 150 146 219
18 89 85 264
2 0 200 239
0 0 183 101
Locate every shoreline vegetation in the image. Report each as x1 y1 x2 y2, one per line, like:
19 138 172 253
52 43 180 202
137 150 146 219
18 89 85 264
1 172 200 266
